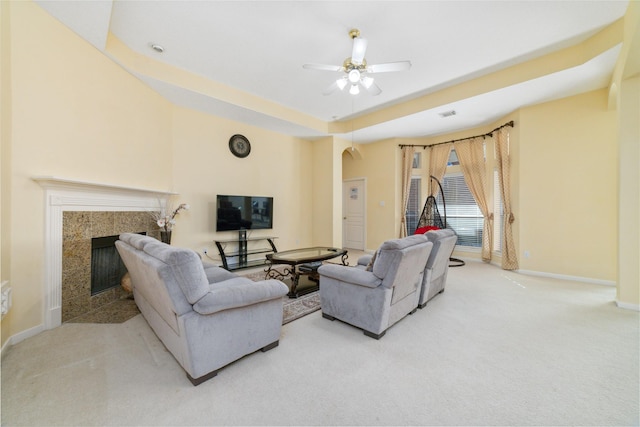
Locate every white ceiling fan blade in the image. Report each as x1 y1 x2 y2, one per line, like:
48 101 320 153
322 77 349 95
364 80 382 96
303 63 343 72
351 38 368 64
367 61 412 73
322 81 342 96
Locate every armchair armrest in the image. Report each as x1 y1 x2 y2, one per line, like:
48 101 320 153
202 263 237 283
193 279 288 315
357 254 373 267
318 264 382 289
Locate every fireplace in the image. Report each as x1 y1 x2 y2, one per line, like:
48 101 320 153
91 234 128 296
62 212 157 322
91 232 147 297
34 176 176 329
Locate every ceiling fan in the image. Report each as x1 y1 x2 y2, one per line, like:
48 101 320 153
303 29 411 96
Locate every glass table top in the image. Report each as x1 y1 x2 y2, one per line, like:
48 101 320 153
267 246 347 263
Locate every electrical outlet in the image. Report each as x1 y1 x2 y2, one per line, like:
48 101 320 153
524 250 530 259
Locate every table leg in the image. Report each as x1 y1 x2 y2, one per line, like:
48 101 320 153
287 267 301 298
265 262 300 298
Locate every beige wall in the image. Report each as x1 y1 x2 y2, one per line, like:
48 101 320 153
169 106 314 253
1 0 12 347
518 89 617 281
617 75 640 307
343 138 400 251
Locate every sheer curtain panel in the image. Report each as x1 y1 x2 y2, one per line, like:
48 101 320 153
454 138 493 261
400 146 416 237
428 143 453 197
495 128 518 270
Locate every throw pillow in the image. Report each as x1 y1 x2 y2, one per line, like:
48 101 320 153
414 226 440 235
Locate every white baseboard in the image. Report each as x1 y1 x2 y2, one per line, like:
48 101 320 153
1 322 46 359
1 336 11 360
516 269 616 287
615 300 640 311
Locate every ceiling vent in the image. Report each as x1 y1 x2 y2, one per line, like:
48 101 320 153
439 110 456 118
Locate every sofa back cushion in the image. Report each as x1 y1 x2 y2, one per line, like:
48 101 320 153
142 241 210 305
425 229 458 280
373 234 433 304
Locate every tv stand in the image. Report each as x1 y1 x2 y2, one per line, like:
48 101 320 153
214 234 278 271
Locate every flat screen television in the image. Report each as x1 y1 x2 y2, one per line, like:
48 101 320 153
216 195 273 232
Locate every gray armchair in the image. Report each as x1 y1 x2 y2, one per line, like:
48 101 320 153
116 233 288 385
318 234 433 339
418 229 458 308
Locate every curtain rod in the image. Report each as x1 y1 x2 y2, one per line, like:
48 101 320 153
399 120 514 149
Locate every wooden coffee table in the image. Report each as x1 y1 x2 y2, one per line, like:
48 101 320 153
265 247 348 298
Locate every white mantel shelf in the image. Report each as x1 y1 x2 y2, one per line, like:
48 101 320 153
32 176 177 196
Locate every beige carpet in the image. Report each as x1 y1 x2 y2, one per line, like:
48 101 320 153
2 260 638 426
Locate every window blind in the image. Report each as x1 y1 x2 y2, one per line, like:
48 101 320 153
436 173 483 248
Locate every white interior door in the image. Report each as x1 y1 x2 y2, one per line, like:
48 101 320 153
342 179 365 250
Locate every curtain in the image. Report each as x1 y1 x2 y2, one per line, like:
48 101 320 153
399 146 416 237
495 128 519 270
454 137 493 261
427 143 453 197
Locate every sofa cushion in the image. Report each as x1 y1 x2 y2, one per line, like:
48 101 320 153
379 234 428 251
193 279 288 315
119 232 155 250
143 241 210 304
373 234 429 279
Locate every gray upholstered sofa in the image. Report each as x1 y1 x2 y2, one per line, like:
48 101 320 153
115 233 288 385
418 229 458 308
317 234 433 339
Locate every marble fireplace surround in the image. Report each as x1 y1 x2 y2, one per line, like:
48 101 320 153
34 176 175 330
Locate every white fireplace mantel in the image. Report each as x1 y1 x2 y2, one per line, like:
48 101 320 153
33 176 177 329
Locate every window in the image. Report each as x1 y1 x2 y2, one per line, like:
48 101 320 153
405 177 421 235
436 173 483 248
412 152 421 169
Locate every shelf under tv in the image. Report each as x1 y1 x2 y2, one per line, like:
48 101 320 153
214 234 278 271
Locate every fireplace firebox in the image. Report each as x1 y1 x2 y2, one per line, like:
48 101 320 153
90 234 144 296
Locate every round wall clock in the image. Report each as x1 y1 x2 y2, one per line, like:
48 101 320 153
229 134 251 158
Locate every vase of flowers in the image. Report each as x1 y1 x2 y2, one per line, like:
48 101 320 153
160 230 172 245
152 202 189 244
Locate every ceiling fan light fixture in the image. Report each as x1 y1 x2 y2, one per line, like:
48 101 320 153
336 78 348 91
348 69 361 84
349 84 360 95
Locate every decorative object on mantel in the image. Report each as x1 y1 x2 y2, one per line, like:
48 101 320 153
150 202 190 244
